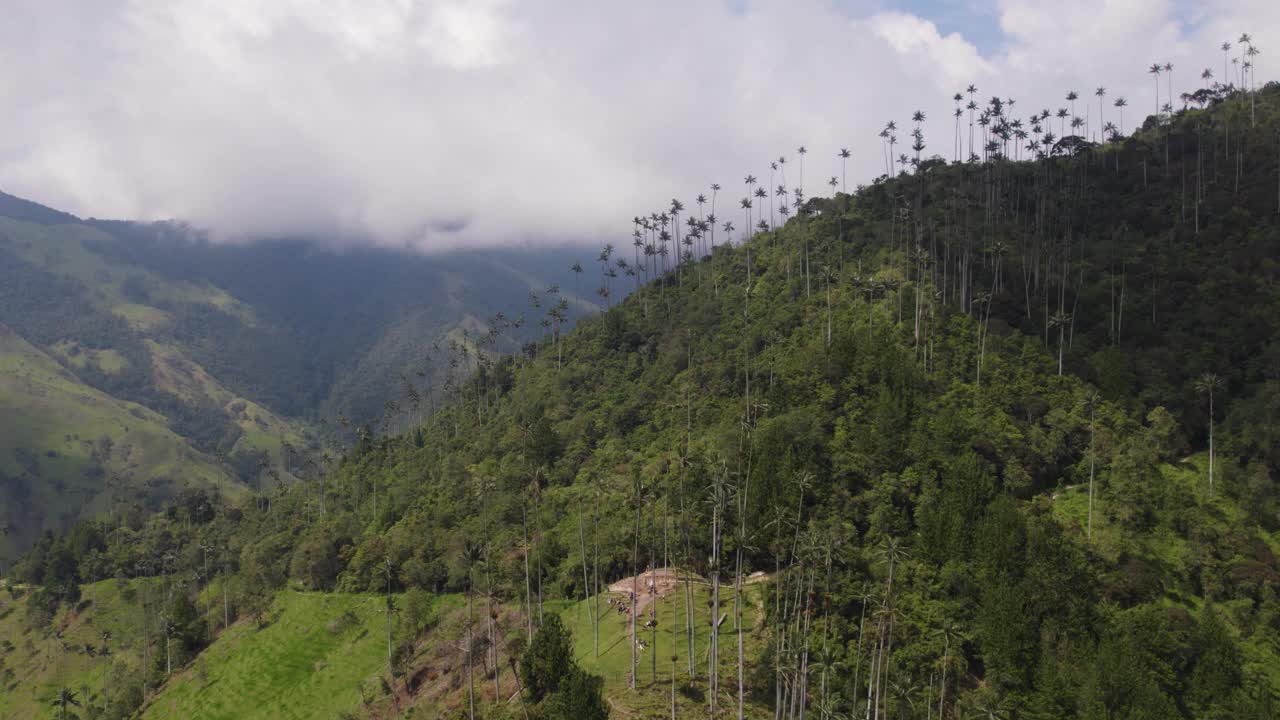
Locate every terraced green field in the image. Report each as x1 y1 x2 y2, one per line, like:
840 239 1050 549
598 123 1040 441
125 579 772 720
141 592 388 720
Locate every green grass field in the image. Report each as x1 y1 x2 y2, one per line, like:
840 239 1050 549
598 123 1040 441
2 575 775 719
142 592 389 720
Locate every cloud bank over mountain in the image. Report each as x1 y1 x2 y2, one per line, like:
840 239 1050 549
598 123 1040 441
0 0 1273 249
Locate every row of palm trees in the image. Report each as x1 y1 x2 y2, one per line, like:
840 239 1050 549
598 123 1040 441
560 36 1266 334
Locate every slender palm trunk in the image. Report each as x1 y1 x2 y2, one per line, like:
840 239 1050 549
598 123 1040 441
467 572 476 720
578 513 593 641
1208 390 1215 496
1088 406 1096 538
939 638 949 720
523 503 533 642
486 566 500 703
631 495 641 689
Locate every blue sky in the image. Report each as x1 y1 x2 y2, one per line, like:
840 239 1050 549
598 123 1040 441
877 0 1004 51
727 0 1004 51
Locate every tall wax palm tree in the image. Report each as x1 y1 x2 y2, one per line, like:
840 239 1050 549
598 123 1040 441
50 687 80 720
1194 373 1224 496
1080 390 1103 538
684 216 700 260
695 193 707 256
1149 63 1163 116
1164 62 1174 111
384 557 397 673
1244 42 1259 124
884 121 898 176
710 183 721 249
769 161 779 226
934 621 964 720
839 148 851 192
879 127 892 176
952 106 965 162
1095 87 1107 141
952 92 963 160
912 110 926 136
966 84 978 158
797 145 807 192
670 199 685 270
570 261 584 300
1114 97 1128 135
627 472 650 690
1049 310 1072 375
872 537 909 720
1222 41 1232 84
99 629 113 696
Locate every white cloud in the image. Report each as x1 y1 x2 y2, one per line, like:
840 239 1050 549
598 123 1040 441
0 0 1274 250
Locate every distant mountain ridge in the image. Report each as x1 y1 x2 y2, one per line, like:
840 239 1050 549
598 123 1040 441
0 191 80 225
0 191 597 561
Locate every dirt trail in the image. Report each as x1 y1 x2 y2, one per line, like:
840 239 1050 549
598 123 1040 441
602 568 772 652
606 568 687 623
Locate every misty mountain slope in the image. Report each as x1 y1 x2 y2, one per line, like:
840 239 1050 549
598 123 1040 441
75 218 601 424
0 193 600 561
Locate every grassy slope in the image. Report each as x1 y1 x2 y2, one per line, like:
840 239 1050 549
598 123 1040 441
0 578 157 720
132 580 769 720
141 592 388 720
144 340 307 462
0 329 224 558
0 214 310 558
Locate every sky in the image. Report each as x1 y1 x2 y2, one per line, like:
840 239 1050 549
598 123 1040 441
0 0 1274 250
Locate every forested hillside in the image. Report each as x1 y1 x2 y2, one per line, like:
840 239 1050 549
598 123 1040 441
4 74 1279 719
0 194 593 563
